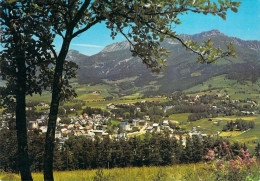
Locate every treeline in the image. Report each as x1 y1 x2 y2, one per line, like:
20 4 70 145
222 119 255 131
187 112 210 122
0 128 63 173
82 107 110 117
166 104 210 115
226 63 260 83
166 104 217 122
1 127 258 173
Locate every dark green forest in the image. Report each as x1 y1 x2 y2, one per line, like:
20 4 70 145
1 126 259 172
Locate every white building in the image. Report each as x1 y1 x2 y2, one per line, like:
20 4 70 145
163 120 169 126
120 122 131 131
28 121 39 130
55 131 62 139
39 126 48 133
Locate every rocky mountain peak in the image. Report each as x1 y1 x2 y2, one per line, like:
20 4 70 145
101 41 130 53
180 29 226 40
200 29 224 36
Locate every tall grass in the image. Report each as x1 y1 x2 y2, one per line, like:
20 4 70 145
1 162 259 181
0 163 213 181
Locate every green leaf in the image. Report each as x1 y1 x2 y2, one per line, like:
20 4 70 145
208 41 213 48
218 13 226 20
231 7 238 13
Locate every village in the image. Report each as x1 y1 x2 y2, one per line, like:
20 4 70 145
0 110 208 146
1 92 258 146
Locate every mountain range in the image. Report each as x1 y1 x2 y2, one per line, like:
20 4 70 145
67 29 260 96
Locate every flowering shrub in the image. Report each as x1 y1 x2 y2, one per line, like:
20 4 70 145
205 142 259 181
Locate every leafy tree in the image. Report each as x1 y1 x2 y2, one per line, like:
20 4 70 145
248 121 255 129
171 137 182 163
149 134 163 166
231 142 241 156
176 135 186 163
129 136 143 166
0 127 18 173
28 131 45 172
184 136 193 163
160 135 173 165
222 125 228 131
223 119 254 131
0 1 52 180
118 138 133 167
192 135 203 162
202 136 214 157
141 134 151 166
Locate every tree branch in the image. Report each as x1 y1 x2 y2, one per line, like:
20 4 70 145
71 0 91 28
72 16 105 38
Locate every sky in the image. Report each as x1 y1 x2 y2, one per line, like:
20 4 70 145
53 0 260 56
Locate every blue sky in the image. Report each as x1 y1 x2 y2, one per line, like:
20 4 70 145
57 0 260 56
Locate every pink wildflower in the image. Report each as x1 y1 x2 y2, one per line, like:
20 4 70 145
236 155 244 166
219 144 223 154
244 149 250 157
223 142 231 156
205 149 215 160
228 159 239 171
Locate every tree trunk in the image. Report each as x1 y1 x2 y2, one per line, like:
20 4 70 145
43 91 60 181
43 38 71 181
16 54 33 181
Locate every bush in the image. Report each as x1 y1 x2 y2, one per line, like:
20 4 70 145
205 142 260 181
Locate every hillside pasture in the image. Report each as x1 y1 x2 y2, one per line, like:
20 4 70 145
179 115 260 149
184 75 236 93
168 113 190 124
77 93 105 102
185 76 260 102
121 93 141 100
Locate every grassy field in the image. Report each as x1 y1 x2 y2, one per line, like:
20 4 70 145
168 113 190 124
121 93 142 100
184 75 236 93
185 75 260 102
103 76 138 84
1 162 259 181
219 131 242 137
81 97 167 109
0 163 217 181
167 113 260 149
26 83 166 110
231 117 260 149
27 83 115 104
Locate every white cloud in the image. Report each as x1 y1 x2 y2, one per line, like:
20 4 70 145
71 44 104 48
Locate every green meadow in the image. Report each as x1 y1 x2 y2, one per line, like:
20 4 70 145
1 162 259 181
185 75 260 102
168 113 190 124
172 114 260 150
27 83 166 110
